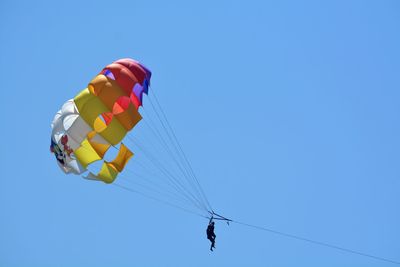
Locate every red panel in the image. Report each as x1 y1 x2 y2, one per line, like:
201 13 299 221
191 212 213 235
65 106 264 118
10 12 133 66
130 92 141 108
113 96 131 115
101 112 113 125
115 58 147 84
102 63 139 96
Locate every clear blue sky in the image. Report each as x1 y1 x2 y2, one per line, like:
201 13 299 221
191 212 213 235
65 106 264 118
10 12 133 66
1 0 399 266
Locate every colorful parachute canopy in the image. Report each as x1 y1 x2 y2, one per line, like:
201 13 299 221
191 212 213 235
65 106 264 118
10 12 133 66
50 58 151 183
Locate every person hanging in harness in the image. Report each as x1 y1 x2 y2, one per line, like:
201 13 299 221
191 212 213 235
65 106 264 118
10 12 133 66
206 219 216 251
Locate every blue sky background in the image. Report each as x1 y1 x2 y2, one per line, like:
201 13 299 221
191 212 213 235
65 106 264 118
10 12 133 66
1 0 399 266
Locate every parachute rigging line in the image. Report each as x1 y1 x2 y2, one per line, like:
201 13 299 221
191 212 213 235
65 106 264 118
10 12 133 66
127 135 209 213
113 183 208 219
231 219 400 265
121 159 199 208
118 173 197 209
121 87 214 216
150 88 213 214
142 101 206 207
105 144 200 210
137 107 208 210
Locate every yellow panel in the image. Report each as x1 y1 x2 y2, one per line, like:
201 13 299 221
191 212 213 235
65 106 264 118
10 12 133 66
74 88 108 126
97 163 119 183
99 118 127 145
74 88 91 112
88 139 111 159
110 143 133 172
74 88 127 145
73 139 101 169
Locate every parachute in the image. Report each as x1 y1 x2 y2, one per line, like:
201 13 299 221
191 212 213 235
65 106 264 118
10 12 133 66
50 58 151 183
50 58 215 218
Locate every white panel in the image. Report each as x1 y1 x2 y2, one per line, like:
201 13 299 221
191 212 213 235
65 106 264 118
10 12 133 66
65 158 86 174
51 98 111 176
66 117 93 148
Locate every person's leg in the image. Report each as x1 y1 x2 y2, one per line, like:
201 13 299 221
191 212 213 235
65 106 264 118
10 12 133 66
208 237 213 251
